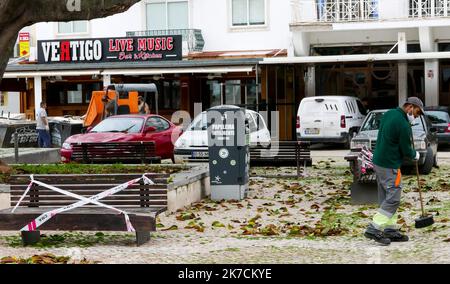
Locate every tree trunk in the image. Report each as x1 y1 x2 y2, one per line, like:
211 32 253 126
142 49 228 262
0 0 140 84
0 0 140 166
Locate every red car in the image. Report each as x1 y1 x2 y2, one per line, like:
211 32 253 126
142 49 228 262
61 115 181 162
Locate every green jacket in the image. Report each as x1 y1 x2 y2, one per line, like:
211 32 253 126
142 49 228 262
373 107 416 169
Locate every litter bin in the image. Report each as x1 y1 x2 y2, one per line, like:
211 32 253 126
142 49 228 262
207 105 250 201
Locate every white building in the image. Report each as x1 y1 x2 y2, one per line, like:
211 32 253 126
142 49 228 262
263 0 450 109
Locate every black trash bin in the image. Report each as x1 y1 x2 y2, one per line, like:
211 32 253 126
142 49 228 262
50 120 83 147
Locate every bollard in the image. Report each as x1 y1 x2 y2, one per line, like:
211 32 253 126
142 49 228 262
14 131 19 163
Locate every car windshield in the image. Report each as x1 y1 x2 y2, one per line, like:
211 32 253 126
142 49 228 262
91 117 144 133
190 113 207 131
426 111 449 124
361 112 425 132
189 111 261 132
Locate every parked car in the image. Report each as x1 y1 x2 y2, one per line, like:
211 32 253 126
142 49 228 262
424 106 450 147
61 114 181 162
297 96 367 148
174 108 271 163
348 109 438 175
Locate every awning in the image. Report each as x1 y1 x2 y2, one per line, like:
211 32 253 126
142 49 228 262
3 70 101 78
101 66 254 75
3 66 255 78
261 51 450 65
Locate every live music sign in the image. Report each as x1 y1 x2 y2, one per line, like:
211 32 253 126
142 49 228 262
37 35 182 64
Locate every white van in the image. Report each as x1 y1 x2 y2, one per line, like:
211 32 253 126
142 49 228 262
296 96 367 147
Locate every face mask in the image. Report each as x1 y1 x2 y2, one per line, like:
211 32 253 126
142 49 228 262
407 113 415 123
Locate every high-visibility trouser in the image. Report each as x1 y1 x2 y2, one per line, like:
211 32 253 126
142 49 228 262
371 165 402 230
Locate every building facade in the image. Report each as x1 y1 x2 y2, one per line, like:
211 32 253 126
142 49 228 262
264 0 450 111
2 0 301 139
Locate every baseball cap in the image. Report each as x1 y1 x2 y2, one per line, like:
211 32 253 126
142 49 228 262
405 97 425 115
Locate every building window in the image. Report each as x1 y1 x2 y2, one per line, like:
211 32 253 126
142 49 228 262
232 0 266 26
146 1 189 30
46 82 101 106
58 21 88 34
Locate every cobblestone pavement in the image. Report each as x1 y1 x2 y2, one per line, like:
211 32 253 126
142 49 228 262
1 161 449 264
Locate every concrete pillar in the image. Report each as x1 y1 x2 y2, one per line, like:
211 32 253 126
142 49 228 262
397 32 408 106
419 27 435 52
424 59 439 106
34 76 42 118
398 62 408 105
306 66 315 97
419 27 439 106
398 32 407 54
292 32 310 57
103 74 111 87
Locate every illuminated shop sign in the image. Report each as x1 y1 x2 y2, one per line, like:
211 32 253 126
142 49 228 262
38 35 182 64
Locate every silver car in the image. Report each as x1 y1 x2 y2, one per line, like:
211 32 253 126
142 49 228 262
346 109 438 175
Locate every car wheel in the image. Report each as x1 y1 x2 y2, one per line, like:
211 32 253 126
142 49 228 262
419 147 434 175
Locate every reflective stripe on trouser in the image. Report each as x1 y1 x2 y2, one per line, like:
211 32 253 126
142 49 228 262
370 165 402 230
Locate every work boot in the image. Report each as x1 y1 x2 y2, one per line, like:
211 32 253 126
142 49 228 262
384 228 409 242
364 227 391 246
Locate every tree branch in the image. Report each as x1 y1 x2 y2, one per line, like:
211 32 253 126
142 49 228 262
0 0 140 83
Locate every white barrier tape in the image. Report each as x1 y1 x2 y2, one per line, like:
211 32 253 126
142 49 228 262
19 174 154 233
31 179 132 221
12 176 35 213
21 180 138 232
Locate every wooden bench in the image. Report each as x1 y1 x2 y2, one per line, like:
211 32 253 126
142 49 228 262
70 142 161 164
0 174 169 246
250 141 312 167
345 153 378 205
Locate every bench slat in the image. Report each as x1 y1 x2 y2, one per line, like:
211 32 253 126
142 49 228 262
11 201 168 207
71 142 160 164
0 209 160 231
9 177 169 185
11 189 167 197
11 195 167 201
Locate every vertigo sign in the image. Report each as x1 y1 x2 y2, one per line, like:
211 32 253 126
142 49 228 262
37 35 182 64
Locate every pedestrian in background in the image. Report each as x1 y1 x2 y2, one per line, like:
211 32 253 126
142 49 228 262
36 101 51 148
138 96 151 114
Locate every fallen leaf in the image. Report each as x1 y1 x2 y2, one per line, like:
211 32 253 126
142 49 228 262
162 225 178 231
176 212 196 221
212 221 225 228
259 224 280 236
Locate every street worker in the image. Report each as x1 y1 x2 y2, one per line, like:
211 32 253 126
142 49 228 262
364 97 424 245
138 96 151 114
36 101 51 148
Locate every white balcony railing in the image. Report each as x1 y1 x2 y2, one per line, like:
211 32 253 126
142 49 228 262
317 0 379 22
409 0 450 17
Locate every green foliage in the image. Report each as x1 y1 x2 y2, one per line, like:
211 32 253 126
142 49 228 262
0 164 186 183
2 232 135 248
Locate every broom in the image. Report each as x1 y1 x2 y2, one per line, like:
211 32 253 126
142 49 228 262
411 132 434 228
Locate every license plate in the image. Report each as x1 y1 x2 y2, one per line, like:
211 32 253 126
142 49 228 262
305 128 320 135
192 151 209 158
